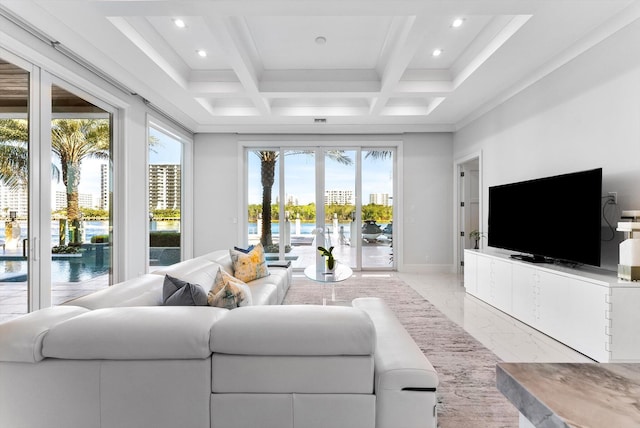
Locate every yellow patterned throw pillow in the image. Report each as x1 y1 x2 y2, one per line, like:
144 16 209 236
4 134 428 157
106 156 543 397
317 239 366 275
229 242 269 282
208 268 252 309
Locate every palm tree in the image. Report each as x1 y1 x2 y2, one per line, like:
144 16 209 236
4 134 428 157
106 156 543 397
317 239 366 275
254 150 352 248
0 119 29 188
51 119 110 244
0 118 109 245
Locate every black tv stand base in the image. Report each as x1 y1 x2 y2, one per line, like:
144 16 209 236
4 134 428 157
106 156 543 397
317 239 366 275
510 254 550 264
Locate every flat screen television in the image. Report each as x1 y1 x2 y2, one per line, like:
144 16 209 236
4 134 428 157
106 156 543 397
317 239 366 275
487 168 602 266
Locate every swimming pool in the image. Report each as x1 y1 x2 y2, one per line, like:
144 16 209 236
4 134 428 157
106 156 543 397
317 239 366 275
0 253 110 283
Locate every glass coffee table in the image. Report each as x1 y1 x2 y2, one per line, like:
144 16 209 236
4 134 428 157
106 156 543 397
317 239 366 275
304 263 353 305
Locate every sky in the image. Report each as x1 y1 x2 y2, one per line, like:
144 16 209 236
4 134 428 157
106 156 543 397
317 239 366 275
247 150 394 206
51 127 182 209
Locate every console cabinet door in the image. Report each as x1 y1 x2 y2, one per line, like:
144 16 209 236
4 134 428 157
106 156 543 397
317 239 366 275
463 251 478 296
491 259 512 313
566 280 609 362
511 265 537 327
475 255 492 302
535 271 571 344
474 255 511 312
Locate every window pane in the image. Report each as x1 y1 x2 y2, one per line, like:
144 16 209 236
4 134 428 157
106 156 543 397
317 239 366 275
247 150 280 253
148 126 182 267
51 84 113 304
0 58 30 321
325 149 356 267
284 149 315 268
362 149 394 268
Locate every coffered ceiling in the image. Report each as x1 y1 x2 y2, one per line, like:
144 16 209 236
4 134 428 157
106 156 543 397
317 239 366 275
0 0 638 133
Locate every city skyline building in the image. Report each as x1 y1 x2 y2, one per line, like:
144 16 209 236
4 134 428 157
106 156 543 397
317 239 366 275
149 164 181 211
0 184 28 218
369 193 390 206
55 191 95 211
325 189 354 205
100 163 109 211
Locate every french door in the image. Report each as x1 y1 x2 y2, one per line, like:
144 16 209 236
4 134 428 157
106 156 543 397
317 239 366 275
0 52 116 321
245 145 395 271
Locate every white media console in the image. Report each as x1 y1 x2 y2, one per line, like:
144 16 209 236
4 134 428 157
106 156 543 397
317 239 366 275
464 249 640 362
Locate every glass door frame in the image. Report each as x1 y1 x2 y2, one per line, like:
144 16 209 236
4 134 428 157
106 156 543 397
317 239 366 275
40 72 120 308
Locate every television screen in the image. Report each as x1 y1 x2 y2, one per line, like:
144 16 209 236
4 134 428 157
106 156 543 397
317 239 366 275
488 168 602 266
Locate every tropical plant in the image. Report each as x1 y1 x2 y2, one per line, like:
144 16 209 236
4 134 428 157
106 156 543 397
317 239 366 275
0 118 110 245
317 245 336 270
51 119 110 242
0 119 62 187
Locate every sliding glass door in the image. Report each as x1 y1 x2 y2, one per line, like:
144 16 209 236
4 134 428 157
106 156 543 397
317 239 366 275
0 57 31 321
361 150 394 268
0 53 119 321
245 145 396 270
50 83 113 304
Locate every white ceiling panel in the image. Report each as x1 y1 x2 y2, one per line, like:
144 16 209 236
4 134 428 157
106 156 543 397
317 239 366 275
245 16 393 70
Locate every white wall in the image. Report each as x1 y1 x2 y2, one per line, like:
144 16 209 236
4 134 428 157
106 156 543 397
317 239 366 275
454 19 640 271
193 133 241 255
193 133 454 271
401 133 454 270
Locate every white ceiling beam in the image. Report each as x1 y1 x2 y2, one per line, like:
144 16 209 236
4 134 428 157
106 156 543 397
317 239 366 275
202 15 271 115
107 16 189 88
452 14 531 89
370 14 442 116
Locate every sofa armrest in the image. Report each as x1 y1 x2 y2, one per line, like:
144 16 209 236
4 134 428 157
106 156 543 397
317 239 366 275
352 297 438 390
0 306 89 363
352 297 438 428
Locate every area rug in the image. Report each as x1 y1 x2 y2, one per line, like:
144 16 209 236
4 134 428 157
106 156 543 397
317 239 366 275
283 275 518 428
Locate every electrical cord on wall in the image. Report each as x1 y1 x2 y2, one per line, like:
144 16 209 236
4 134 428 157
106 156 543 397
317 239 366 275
601 195 619 242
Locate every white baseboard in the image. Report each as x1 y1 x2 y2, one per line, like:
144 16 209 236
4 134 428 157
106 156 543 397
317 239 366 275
399 264 456 273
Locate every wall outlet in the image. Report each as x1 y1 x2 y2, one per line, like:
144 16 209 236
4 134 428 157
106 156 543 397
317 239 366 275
608 192 617 204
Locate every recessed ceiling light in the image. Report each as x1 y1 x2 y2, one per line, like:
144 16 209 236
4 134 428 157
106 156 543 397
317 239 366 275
196 49 207 58
315 36 327 45
452 18 465 28
432 48 443 57
173 18 186 28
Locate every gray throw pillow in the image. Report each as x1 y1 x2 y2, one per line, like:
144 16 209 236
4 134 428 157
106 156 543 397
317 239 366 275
162 274 208 306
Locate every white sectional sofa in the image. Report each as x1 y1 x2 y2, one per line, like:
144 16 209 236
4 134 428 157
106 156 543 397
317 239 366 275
0 250 439 428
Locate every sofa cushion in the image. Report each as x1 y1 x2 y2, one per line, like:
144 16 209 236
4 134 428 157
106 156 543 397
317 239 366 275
229 243 269 282
163 274 208 306
198 250 234 274
0 306 89 362
247 268 289 304
208 268 252 309
210 305 375 356
63 274 164 309
43 307 227 360
152 258 223 285
247 282 278 306
211 355 374 393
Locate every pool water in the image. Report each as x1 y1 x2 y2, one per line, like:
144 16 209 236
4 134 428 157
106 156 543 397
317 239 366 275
0 254 109 283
